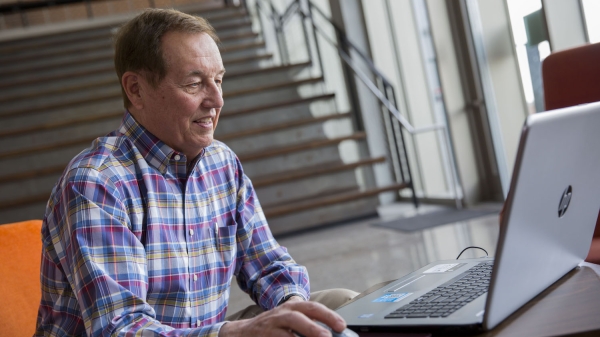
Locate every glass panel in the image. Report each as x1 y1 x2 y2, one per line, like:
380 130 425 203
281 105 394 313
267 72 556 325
582 0 600 43
506 0 545 113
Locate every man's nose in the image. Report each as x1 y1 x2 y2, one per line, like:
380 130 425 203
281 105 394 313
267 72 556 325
203 82 224 109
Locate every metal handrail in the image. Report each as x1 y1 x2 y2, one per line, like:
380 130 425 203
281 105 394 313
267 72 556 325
253 0 465 208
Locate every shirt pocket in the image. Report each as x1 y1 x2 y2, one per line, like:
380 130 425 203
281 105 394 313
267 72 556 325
213 224 237 276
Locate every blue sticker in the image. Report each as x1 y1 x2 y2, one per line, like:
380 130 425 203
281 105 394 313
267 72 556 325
358 314 374 319
372 293 412 303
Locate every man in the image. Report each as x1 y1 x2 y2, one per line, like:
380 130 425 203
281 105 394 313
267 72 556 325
35 8 356 337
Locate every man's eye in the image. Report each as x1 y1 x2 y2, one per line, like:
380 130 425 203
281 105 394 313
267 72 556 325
189 82 200 87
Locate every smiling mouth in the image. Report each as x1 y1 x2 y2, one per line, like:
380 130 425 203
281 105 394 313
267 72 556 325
194 117 213 128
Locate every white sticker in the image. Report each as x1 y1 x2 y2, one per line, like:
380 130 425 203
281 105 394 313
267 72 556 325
423 263 463 273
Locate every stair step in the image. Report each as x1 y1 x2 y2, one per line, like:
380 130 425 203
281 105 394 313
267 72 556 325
0 110 122 139
264 183 408 219
0 6 248 54
219 40 265 54
224 77 324 98
220 93 336 118
0 31 258 78
0 193 50 211
238 132 366 162
0 38 113 65
225 61 311 80
0 86 121 120
223 52 273 66
0 39 267 90
0 165 64 185
0 74 117 105
252 157 386 188
0 28 111 55
0 49 113 77
0 135 97 160
217 112 350 142
0 62 114 90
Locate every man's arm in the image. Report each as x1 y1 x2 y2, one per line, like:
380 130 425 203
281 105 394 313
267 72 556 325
232 166 310 309
219 157 347 336
38 167 223 337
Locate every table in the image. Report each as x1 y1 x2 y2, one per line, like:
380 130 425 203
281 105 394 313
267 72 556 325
353 262 600 337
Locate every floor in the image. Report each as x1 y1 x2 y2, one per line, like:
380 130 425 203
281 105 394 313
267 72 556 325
225 202 502 315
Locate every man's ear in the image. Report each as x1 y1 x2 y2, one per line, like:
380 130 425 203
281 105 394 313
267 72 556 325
122 71 144 110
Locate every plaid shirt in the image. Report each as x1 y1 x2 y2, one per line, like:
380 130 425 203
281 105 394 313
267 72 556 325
35 111 310 337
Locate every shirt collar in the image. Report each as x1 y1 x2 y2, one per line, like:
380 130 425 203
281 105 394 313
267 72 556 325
118 110 178 174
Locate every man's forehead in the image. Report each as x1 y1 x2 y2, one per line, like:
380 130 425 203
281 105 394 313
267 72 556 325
161 31 224 73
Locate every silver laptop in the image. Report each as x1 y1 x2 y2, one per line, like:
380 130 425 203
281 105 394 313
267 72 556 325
337 101 600 333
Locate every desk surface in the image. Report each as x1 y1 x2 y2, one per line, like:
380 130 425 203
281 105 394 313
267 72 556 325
355 262 600 337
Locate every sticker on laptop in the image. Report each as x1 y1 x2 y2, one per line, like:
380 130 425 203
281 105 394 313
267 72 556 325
423 263 466 273
358 314 374 319
372 293 412 303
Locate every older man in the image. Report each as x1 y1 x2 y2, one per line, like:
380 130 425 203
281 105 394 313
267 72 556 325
35 8 356 337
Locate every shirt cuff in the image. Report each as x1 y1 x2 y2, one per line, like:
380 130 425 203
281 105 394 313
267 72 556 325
273 286 309 307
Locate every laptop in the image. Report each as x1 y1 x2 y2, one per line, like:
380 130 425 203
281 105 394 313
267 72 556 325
337 101 600 333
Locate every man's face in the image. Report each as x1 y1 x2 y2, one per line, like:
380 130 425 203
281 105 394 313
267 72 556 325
136 31 225 160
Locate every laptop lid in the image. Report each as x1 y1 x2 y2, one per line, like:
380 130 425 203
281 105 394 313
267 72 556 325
337 102 600 333
483 101 600 329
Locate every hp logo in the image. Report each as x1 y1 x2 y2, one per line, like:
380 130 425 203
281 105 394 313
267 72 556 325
558 186 572 218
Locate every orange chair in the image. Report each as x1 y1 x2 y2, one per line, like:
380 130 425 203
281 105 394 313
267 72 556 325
542 42 600 263
0 220 43 337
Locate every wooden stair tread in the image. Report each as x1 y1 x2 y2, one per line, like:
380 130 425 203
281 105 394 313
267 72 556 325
0 91 121 120
0 31 258 77
0 42 270 90
0 77 118 104
0 41 111 65
0 5 247 53
0 165 65 185
217 112 351 141
0 60 297 105
219 40 265 54
0 135 96 160
225 61 311 79
0 51 114 77
252 156 387 188
0 110 123 139
0 193 50 211
220 93 336 118
223 52 273 65
0 32 256 64
238 132 366 162
0 64 114 90
263 183 409 218
224 77 324 98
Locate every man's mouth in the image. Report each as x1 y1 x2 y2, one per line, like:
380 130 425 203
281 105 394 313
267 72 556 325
194 117 213 127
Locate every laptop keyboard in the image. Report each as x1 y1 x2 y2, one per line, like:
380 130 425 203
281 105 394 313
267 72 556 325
385 262 493 319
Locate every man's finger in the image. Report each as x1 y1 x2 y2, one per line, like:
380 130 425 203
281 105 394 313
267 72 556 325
281 301 346 333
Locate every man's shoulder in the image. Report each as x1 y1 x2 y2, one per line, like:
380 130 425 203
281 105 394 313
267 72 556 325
205 139 239 163
65 133 132 179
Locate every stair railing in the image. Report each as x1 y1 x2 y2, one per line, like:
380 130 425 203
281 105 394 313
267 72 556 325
253 0 464 209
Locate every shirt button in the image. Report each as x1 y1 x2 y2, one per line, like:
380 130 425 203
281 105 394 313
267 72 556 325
189 229 194 236
174 154 181 161
193 274 198 281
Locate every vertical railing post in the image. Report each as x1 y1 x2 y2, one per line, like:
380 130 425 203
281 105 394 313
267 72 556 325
387 84 418 207
84 0 93 18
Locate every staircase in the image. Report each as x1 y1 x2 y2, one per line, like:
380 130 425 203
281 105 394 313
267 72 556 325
0 2 407 235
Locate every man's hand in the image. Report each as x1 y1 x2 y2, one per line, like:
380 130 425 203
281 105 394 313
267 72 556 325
218 300 346 337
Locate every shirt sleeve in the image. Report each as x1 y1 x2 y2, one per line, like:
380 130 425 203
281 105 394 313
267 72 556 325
232 157 310 310
38 167 225 337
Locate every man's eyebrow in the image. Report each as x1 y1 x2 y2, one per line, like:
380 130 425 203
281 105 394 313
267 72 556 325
187 68 226 77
